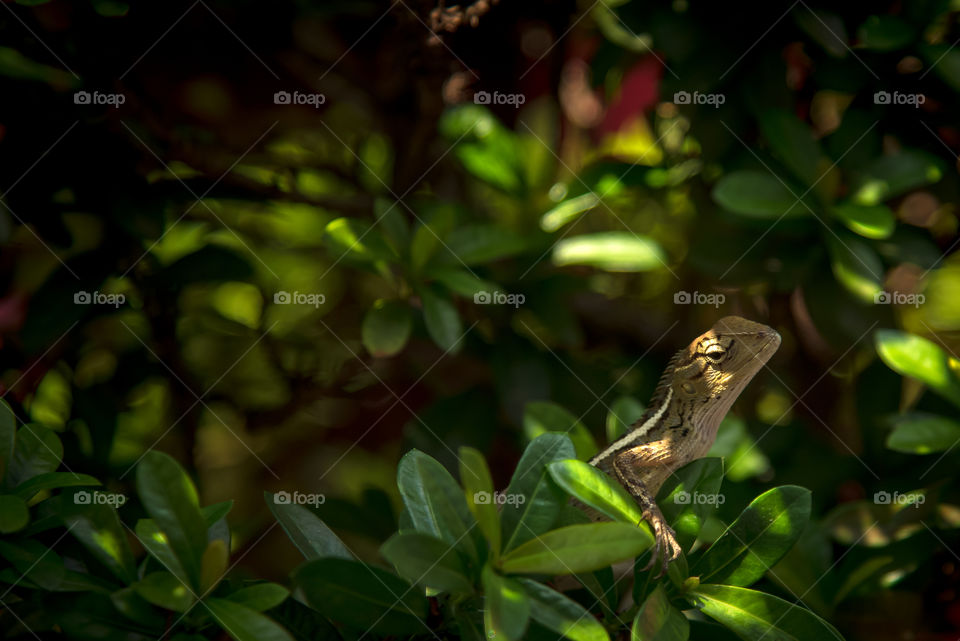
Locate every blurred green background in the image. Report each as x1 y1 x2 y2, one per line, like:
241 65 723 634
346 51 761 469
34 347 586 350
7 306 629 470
2 0 960 638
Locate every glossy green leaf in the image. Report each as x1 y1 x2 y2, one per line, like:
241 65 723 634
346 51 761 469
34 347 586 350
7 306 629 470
712 171 808 219
541 193 601 232
875 329 960 408
294 557 427 635
460 446 501 559
136 452 207 589
7 423 63 486
500 522 652 575
547 459 643 523
265 491 351 561
63 499 137 584
0 495 28 533
421 289 464 354
397 449 478 561
0 539 64 589
688 584 843 641
205 597 294 641
501 434 575 553
857 15 914 51
440 106 525 195
362 300 412 357
851 151 943 205
758 110 822 187
482 565 530 641
134 571 195 613
14 472 100 501
886 412 960 454
429 267 499 298
693 486 811 587
323 217 394 263
523 402 597 460
826 234 883 303
0 401 15 483
657 458 724 551
553 232 666 272
518 578 609 641
632 585 689 641
135 518 190 586
831 203 895 239
606 396 644 442
225 583 290 612
380 532 473 594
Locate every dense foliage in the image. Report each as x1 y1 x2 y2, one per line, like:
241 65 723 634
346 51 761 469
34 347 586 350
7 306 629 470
1 0 959 639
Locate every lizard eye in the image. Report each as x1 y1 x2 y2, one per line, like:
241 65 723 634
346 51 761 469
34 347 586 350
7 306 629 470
704 346 726 362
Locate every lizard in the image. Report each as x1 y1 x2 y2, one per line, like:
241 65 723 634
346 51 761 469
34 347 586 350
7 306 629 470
585 316 781 577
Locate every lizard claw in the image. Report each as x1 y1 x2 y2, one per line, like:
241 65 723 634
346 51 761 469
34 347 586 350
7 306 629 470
640 510 682 578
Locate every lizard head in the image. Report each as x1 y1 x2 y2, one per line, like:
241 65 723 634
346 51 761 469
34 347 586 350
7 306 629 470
669 316 781 426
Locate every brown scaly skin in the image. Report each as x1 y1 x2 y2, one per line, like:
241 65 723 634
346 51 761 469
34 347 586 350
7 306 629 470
587 316 781 577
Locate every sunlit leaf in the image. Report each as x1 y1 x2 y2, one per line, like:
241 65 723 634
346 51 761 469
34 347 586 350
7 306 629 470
460 446 501 560
362 300 412 357
518 578 609 641
851 151 943 205
758 110 822 187
632 585 689 641
499 522 652 575
553 232 666 272
886 412 960 454
657 458 724 551
875 329 960 408
831 203 895 239
134 571 195 613
523 402 598 460
712 171 808 219
547 459 643 524
483 565 530 641
541 193 601 232
826 233 883 303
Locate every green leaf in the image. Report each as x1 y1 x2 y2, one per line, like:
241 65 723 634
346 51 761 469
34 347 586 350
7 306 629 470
921 44 960 91
758 110 822 187
136 518 190 586
831 203 895 239
429 267 499 298
523 402 597 461
886 412 960 454
482 565 530 641
265 491 351 561
0 495 28 533
421 289 464 354
397 449 478 561
0 401 15 483
826 233 883 303
136 452 207 589
460 446 501 559
547 459 643 523
794 9 848 58
14 472 100 501
657 458 724 551
323 217 394 263
134 571 195 613
410 203 456 272
0 539 64 589
541 193 601 232
7 423 63 486
688 584 843 641
712 171 808 219
225 583 290 612
553 232 666 272
501 434 575 553
439 105 525 195
875 329 960 409
205 597 295 641
380 532 473 594
362 300 412 357
202 500 234 528
443 225 526 265
857 15 914 51
851 151 943 205
632 585 689 641
293 557 427 635
499 522 652 575
63 499 137 584
606 396 644 442
693 486 811 587
518 578 609 641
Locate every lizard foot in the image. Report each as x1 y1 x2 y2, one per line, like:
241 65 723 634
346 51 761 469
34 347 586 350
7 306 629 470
640 510 682 578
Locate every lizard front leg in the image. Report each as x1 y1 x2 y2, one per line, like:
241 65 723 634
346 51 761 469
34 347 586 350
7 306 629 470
611 444 682 578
